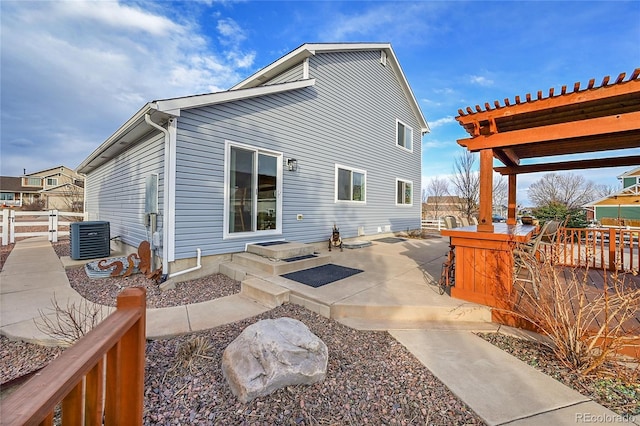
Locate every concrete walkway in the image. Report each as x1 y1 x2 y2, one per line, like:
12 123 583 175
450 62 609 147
0 237 632 425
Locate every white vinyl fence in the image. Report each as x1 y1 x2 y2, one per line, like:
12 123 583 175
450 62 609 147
1 210 85 245
421 218 445 231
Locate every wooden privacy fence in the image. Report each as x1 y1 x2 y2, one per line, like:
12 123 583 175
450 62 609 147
541 227 640 272
0 288 146 426
0 209 85 245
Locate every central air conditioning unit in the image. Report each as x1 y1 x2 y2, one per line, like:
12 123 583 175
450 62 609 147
70 221 110 260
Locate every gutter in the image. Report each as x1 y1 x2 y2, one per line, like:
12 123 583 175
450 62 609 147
144 114 170 274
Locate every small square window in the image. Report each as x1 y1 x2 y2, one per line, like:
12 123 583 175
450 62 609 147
396 120 413 151
396 179 412 206
336 165 366 203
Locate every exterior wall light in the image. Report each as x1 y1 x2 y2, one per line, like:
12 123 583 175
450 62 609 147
287 158 298 171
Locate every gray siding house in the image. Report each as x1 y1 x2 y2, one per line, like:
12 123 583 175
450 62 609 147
78 43 429 277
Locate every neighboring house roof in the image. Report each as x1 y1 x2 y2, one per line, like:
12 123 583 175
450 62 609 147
0 176 29 192
78 42 427 175
425 196 463 204
617 166 640 179
585 183 640 206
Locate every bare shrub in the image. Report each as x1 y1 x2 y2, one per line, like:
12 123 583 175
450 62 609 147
21 199 45 211
34 294 108 346
509 247 640 376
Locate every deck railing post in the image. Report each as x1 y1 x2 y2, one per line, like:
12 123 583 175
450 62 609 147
109 288 146 425
608 228 617 271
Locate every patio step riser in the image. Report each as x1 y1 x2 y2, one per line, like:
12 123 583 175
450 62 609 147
246 242 316 260
240 278 289 309
331 305 492 323
231 252 330 275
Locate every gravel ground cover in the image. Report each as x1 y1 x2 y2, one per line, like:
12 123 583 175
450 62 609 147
51 239 241 308
145 304 484 425
477 332 639 417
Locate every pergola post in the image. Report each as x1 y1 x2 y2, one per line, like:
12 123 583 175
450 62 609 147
477 149 494 233
507 174 517 225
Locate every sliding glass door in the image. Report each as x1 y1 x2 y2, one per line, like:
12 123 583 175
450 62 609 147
226 143 282 237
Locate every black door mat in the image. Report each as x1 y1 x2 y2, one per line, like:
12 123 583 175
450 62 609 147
283 254 317 262
373 237 406 244
254 241 289 246
281 264 363 288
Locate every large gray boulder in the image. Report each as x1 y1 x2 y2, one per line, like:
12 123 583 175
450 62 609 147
222 317 328 403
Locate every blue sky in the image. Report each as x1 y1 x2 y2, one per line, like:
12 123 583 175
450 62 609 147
1 1 639 205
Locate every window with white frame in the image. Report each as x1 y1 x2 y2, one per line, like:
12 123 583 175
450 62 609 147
46 178 58 186
336 165 366 202
24 177 41 186
396 119 413 151
396 179 412 206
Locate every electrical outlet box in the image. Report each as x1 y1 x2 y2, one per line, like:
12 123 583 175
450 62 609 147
296 214 304 220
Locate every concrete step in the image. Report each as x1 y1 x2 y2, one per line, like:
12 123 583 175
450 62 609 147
330 303 492 324
240 277 290 309
231 251 330 275
335 318 498 332
246 242 316 260
219 261 270 282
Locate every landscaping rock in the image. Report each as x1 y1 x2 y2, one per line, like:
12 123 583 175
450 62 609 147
221 317 328 402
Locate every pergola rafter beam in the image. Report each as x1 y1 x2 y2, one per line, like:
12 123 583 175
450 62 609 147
458 111 640 151
495 155 640 175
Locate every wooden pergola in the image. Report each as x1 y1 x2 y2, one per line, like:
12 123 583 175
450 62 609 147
441 68 640 309
456 68 640 231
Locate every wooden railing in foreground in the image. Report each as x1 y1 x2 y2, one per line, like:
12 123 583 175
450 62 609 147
0 288 146 426
542 227 640 272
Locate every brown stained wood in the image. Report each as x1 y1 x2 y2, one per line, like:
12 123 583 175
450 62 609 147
458 108 464 116
0 288 146 426
475 104 482 112
549 87 555 97
39 413 53 426
494 100 501 109
536 90 542 100
458 111 640 151
105 343 121 425
561 85 567 94
616 72 626 84
61 381 83 425
573 81 580 92
484 102 492 111
495 155 640 175
526 93 532 102
515 95 521 104
504 98 511 106
85 359 105 426
601 75 610 86
587 78 595 89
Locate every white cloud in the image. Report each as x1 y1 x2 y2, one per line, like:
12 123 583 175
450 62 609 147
0 1 256 175
469 75 494 86
428 116 456 129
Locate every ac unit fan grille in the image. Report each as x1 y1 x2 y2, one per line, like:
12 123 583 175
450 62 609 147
70 221 110 260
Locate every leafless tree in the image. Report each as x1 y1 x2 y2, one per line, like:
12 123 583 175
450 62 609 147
528 173 597 209
592 183 619 200
423 177 450 219
60 183 84 212
451 150 479 220
493 172 508 216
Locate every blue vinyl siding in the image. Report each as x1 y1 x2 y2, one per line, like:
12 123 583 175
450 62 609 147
172 50 422 258
84 134 165 255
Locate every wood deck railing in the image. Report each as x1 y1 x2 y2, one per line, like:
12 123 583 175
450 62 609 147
542 227 640 272
0 288 146 426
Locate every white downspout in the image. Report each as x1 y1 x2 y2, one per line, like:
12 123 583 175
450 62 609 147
168 248 201 278
144 114 169 274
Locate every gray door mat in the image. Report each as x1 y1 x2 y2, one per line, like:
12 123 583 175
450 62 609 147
373 237 407 244
283 254 318 262
281 264 363 288
254 241 289 246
